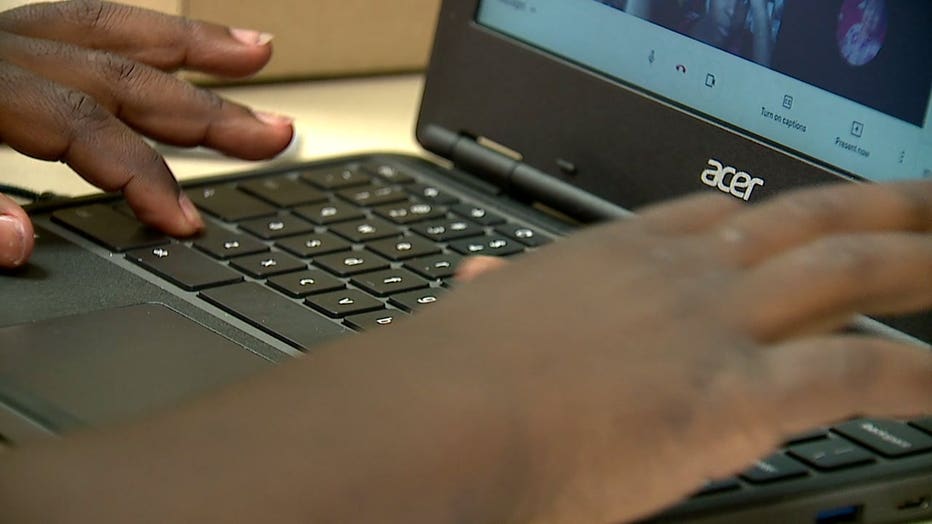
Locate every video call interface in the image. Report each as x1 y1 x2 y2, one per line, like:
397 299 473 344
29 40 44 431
597 0 931 127
478 0 931 182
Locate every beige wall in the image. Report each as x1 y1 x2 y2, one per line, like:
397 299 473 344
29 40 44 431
127 0 177 12
1 0 441 81
0 1 31 10
120 0 179 13
0 1 178 12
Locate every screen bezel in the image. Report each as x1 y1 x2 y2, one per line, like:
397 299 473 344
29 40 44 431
416 0 930 343
417 0 860 211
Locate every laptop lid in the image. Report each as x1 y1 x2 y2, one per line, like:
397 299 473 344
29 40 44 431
416 0 931 342
418 0 930 204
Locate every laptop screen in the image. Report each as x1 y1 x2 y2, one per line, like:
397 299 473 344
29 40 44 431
476 0 931 184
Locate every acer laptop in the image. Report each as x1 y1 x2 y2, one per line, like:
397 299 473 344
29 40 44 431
1 0 931 522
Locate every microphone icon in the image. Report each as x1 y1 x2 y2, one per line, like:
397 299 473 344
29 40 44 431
648 50 655 64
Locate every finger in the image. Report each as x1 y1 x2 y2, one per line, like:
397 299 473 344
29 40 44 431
759 335 932 440
0 1 271 77
635 191 744 234
731 233 932 342
0 62 203 236
711 181 932 266
456 256 509 282
0 33 293 160
0 193 34 269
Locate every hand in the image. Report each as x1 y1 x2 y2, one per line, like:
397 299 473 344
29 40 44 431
0 181 929 523
398 180 932 522
0 0 294 269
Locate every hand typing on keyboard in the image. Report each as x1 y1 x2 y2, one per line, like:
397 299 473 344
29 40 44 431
417 180 932 523
2 175 930 523
0 0 294 269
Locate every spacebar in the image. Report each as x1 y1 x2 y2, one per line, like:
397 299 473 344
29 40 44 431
199 282 347 351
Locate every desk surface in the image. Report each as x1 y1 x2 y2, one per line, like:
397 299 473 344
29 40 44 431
0 74 425 199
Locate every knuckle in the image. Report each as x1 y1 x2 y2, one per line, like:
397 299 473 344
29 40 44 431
194 87 225 114
60 89 109 131
146 16 197 70
95 51 145 86
775 189 848 230
57 0 109 29
805 236 877 278
111 54 138 83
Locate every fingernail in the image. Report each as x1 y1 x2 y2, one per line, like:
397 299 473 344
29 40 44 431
254 111 294 127
230 28 274 46
178 193 205 232
0 216 27 267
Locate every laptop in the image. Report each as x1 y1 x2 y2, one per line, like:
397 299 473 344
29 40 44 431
1 0 930 522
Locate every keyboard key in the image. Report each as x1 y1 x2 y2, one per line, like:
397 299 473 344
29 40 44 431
404 253 463 280
267 269 344 298
344 309 407 331
126 244 242 291
306 289 384 318
363 162 416 184
275 232 351 258
200 282 346 350
238 215 316 240
367 236 441 261
693 478 741 497
834 419 932 458
302 167 371 190
293 201 365 225
329 218 403 243
389 288 447 312
230 252 307 278
496 225 551 247
350 268 430 297
740 453 809 484
239 177 328 207
449 235 525 257
193 227 268 260
910 417 932 435
783 428 829 445
373 202 446 225
451 204 506 225
186 186 276 222
789 438 875 471
411 219 484 242
406 183 460 205
337 185 408 207
52 204 169 252
314 252 391 277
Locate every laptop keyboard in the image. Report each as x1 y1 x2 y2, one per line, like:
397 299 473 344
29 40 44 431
691 417 932 498
51 160 551 337
46 158 932 512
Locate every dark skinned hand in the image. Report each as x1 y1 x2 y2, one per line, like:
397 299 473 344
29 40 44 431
0 0 294 268
0 181 928 524
428 182 932 522
0 3 929 523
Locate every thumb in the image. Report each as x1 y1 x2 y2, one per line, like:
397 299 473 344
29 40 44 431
0 193 34 269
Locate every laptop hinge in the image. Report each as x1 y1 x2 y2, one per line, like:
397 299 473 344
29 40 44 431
420 124 631 222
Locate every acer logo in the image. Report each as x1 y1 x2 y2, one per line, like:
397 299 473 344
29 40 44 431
700 159 764 201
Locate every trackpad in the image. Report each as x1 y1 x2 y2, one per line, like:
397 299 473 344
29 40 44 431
0 304 270 434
